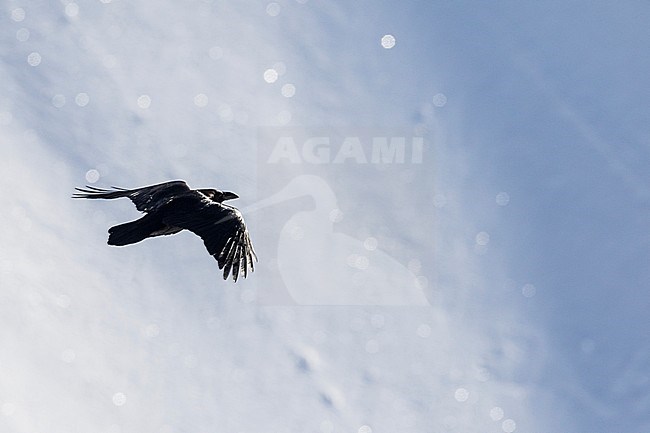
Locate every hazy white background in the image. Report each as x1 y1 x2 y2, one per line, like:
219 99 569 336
1 1 649 432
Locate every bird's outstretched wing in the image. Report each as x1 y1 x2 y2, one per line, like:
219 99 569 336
162 198 257 281
72 180 190 213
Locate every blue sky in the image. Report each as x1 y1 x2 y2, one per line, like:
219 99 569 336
1 1 649 432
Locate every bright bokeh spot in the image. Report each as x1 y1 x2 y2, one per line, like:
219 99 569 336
407 258 421 273
281 83 296 97
355 255 369 270
496 191 510 206
75 93 90 107
363 237 378 251
85 169 100 183
432 93 447 107
11 8 25 22
329 208 344 223
264 68 279 83
137 94 151 109
381 34 396 49
143 324 160 338
16 28 30 42
417 323 431 338
454 387 469 402
522 283 536 298
346 254 369 270
217 103 234 122
490 406 504 421
112 392 126 406
502 419 516 432
476 231 490 245
194 93 209 107
266 2 281 16
27 52 41 66
65 3 79 17
52 94 66 108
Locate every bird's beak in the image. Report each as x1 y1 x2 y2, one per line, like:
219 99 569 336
222 191 239 201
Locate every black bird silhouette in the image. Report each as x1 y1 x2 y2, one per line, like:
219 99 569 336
73 180 257 281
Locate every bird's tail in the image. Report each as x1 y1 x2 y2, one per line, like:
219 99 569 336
108 215 163 246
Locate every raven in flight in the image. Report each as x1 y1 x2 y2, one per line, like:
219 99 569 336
73 180 257 281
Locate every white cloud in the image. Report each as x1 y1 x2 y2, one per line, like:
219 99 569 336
7 1 645 432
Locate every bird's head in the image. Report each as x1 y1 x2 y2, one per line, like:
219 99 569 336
200 189 239 203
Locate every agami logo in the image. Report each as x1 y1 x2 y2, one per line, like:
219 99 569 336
255 127 432 306
267 136 424 164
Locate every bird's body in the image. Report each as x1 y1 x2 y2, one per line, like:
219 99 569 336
73 180 256 281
